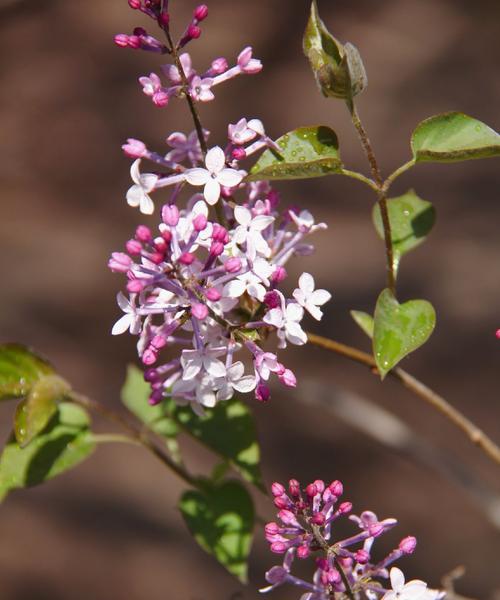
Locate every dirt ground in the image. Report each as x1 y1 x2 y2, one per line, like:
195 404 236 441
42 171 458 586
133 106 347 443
0 0 499 598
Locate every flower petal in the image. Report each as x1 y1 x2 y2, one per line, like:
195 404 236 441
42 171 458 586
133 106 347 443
111 314 133 335
203 178 221 205
126 185 143 207
204 356 226 378
205 145 226 173
140 193 155 215
285 321 307 345
311 289 332 306
286 302 304 322
251 215 274 231
390 568 405 593
299 272 315 294
185 168 210 186
217 168 244 188
232 375 256 393
129 159 141 184
234 205 251 226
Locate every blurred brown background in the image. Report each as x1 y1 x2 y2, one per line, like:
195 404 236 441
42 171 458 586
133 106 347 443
0 0 499 598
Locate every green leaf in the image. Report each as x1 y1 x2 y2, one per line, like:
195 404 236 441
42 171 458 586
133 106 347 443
372 190 436 277
373 289 436 379
15 375 71 448
350 310 374 338
0 402 95 501
248 126 342 181
121 365 178 439
303 1 366 99
179 480 254 582
172 398 265 492
0 344 53 400
411 112 500 163
121 365 264 491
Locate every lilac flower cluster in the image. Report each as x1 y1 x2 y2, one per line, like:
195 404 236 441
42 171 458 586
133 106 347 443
110 2 332 414
262 479 445 599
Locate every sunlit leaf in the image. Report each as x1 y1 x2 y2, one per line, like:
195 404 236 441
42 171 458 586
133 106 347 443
0 344 53 400
372 190 436 277
179 479 254 582
350 310 374 338
373 289 436 379
248 126 342 181
0 403 95 501
411 113 500 162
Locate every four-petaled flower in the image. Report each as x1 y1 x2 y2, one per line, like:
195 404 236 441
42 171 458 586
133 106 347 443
185 146 244 205
126 159 158 214
264 300 307 347
181 345 227 380
166 130 206 165
382 568 429 600
190 76 215 102
293 273 331 321
216 361 256 401
111 292 142 335
233 205 274 260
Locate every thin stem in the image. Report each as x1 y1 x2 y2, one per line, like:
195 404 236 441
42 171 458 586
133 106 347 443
340 168 379 192
347 102 396 295
306 332 500 468
383 159 415 192
91 433 141 445
71 392 198 487
163 27 207 156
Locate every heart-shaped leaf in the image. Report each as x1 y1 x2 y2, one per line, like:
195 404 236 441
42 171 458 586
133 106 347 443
0 402 95 501
350 310 374 338
179 479 254 582
372 190 435 277
373 289 436 379
247 126 342 181
0 344 53 401
14 374 70 448
411 113 500 163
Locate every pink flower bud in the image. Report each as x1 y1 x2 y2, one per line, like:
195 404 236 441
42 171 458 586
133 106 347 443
328 480 343 496
271 482 285 497
211 57 228 74
128 35 141 49
399 536 417 554
270 266 287 283
224 257 241 273
265 522 280 535
179 252 195 265
158 11 170 27
148 389 164 406
142 348 158 366
212 224 228 242
267 189 280 209
153 237 168 252
135 225 152 242
297 545 310 559
354 549 370 564
205 287 221 301
153 90 169 107
288 479 300 497
193 213 207 231
108 252 132 273
114 34 129 48
127 279 145 293
187 24 201 39
306 483 318 498
232 147 246 161
270 541 287 554
278 367 296 388
128 0 141 8
151 335 167 349
160 228 172 243
496 329 500 339
312 513 325 525
144 368 159 383
210 241 224 257
278 509 296 525
273 495 288 509
122 138 147 158
133 27 147 36
162 204 179 226
191 302 209 320
338 501 352 514
193 4 208 21
255 382 270 402
313 479 325 494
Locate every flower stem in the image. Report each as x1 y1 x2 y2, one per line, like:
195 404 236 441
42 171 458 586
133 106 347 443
306 332 500 468
347 102 396 295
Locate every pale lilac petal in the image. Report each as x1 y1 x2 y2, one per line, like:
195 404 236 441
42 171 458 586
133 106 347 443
139 173 158 192
251 215 274 231
306 303 323 321
232 375 256 393
181 356 203 380
205 146 226 173
247 282 266 301
139 193 155 215
217 168 243 187
199 388 216 407
285 322 307 345
311 289 332 305
286 303 304 322
126 185 142 207
223 279 246 298
264 308 284 328
227 361 245 381
204 356 226 378
234 205 251 226
292 288 306 306
252 232 271 257
130 159 142 184
116 291 131 312
299 272 315 294
167 132 187 147
111 314 133 335
185 168 210 186
390 568 405 593
232 225 248 245
216 383 234 402
204 178 221 205
248 118 265 135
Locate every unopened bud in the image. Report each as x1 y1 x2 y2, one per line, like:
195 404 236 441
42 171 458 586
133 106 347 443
193 4 208 21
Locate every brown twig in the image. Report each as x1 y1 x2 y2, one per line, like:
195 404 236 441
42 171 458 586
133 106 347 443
306 332 500 467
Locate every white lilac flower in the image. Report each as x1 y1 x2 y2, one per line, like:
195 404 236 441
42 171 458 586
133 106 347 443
171 373 217 416
292 273 332 321
228 118 264 145
382 568 429 600
216 361 256 401
264 301 307 347
290 209 326 233
223 257 274 301
190 76 215 102
180 345 227 380
165 130 206 165
233 205 274 260
111 292 142 335
126 159 158 214
185 146 244 205
162 52 194 84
